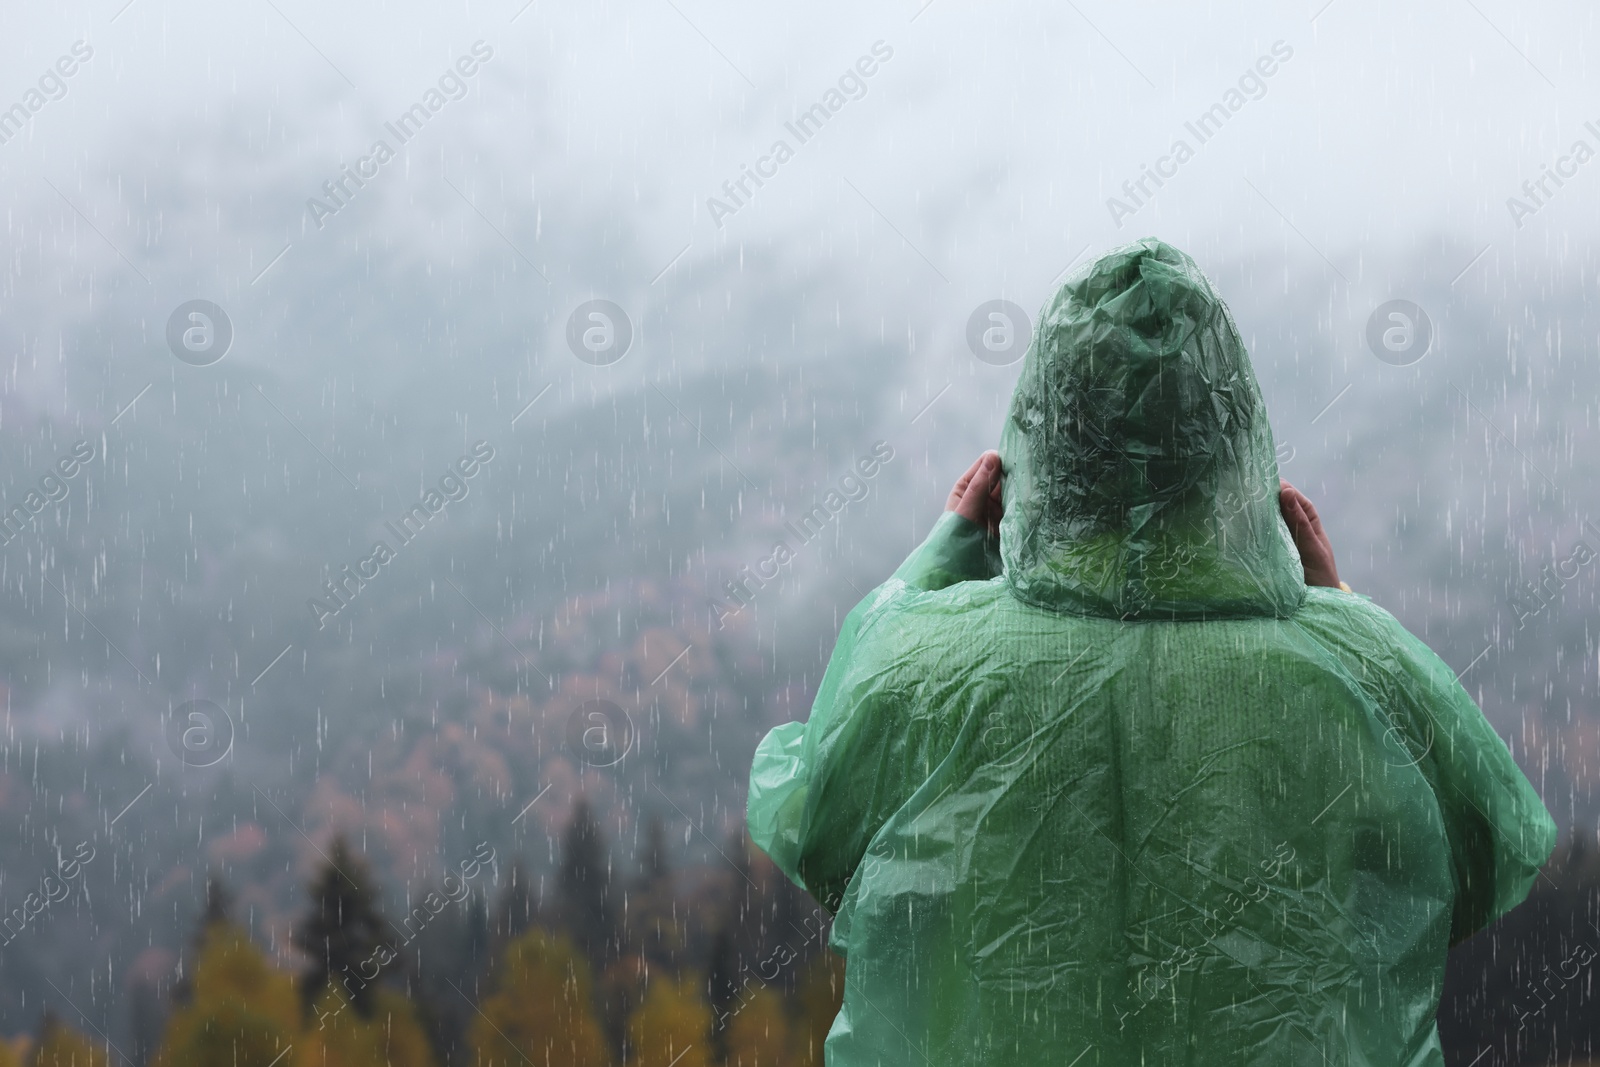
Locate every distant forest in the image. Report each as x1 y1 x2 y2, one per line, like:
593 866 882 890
17 798 843 1067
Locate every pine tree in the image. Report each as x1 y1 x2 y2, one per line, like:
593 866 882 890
292 836 393 1018
604 810 686 1062
762 853 823 1003
629 814 682 970
637 813 669 889
559 798 622 1053
202 870 233 926
126 977 166 1067
705 831 766 1062
559 798 617 973
409 886 490 1066
491 860 536 949
704 924 740 1063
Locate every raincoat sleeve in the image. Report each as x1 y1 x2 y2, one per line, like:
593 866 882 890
885 510 1003 590
1380 619 1557 945
747 511 996 913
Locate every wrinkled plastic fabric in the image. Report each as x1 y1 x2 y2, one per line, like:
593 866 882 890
747 239 1556 1065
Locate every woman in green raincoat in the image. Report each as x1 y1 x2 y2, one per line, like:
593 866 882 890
747 238 1554 1065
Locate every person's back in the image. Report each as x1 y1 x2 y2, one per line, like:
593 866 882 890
747 238 1555 1065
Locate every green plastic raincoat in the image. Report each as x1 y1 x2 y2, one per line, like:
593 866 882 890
747 238 1555 1065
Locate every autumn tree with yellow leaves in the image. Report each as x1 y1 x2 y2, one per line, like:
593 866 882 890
469 929 611 1067
626 974 712 1067
153 920 299 1067
27 1013 106 1067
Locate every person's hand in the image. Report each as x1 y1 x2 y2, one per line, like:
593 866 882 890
1279 480 1340 588
947 451 1004 535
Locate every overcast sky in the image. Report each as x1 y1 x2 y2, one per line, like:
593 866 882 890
4 0 1594 368
2 0 1596 568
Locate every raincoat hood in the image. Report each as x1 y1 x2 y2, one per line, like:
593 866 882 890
999 237 1306 619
